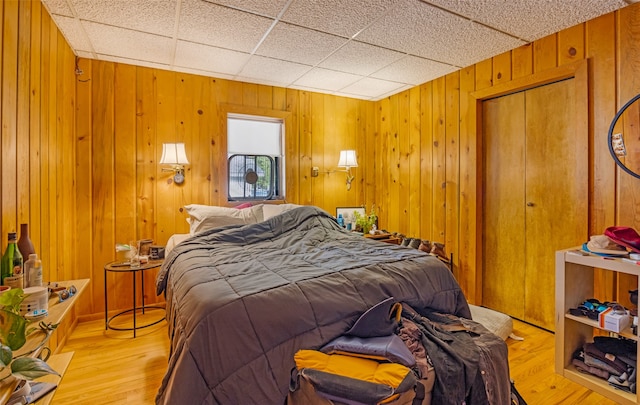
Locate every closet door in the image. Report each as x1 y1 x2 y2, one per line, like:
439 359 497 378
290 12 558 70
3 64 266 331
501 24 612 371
523 79 587 329
482 78 587 331
482 92 527 321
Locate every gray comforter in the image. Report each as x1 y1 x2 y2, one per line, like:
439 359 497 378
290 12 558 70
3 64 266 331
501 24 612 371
155 206 470 404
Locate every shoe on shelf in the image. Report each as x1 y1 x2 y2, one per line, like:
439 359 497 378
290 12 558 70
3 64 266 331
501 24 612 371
418 240 432 253
409 238 421 249
430 242 448 261
401 237 412 247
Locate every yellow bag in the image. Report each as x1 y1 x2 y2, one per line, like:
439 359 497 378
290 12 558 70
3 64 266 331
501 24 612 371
288 350 424 405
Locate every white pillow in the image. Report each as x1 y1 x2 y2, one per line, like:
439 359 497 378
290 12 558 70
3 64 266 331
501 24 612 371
184 204 263 235
262 203 301 221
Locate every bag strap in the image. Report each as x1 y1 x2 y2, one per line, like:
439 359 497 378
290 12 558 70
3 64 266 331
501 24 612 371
412 381 425 405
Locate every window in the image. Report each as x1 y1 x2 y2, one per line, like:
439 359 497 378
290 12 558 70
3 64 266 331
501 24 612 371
227 114 284 201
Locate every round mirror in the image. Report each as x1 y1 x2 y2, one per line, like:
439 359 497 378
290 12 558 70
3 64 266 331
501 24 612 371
609 93 640 179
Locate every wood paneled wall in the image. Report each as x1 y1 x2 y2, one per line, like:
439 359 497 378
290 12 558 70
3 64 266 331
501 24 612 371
7 1 640 318
0 0 78 348
375 5 640 304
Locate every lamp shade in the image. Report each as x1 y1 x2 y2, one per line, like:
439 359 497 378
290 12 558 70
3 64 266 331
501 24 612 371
337 150 358 168
160 143 189 165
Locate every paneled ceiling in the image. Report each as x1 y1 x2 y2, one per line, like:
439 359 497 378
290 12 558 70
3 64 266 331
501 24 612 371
42 0 634 101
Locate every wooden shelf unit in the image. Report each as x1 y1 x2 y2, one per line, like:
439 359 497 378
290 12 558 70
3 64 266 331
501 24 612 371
555 249 639 405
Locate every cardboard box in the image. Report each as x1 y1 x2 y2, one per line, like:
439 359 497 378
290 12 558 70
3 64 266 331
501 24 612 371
598 307 631 333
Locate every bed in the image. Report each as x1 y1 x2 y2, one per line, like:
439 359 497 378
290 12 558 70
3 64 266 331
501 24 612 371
155 205 499 404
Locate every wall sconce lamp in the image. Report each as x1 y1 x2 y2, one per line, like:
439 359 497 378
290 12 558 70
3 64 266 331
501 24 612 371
160 143 189 185
311 149 358 191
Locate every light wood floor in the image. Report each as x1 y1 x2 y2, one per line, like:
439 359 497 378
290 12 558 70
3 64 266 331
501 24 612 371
52 315 617 404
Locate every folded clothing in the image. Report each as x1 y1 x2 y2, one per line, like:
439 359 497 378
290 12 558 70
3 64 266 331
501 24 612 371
594 336 637 358
572 358 610 380
605 226 640 253
608 372 637 393
584 342 628 375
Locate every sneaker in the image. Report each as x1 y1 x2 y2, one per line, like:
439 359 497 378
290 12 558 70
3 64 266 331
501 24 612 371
419 240 432 253
431 242 447 260
409 238 421 249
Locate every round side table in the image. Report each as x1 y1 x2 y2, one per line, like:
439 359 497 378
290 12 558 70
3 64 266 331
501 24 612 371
104 259 165 337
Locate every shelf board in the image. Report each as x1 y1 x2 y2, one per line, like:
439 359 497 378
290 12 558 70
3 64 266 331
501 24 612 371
35 352 74 404
565 313 638 341
563 364 636 405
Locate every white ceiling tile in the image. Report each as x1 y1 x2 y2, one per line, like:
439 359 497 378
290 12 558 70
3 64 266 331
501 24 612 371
41 0 634 100
173 66 236 81
356 0 525 66
238 56 311 87
255 23 348 65
371 55 458 85
174 41 250 76
373 84 414 100
49 15 94 53
202 0 291 18
178 0 274 52
75 50 95 59
83 22 174 65
96 54 171 71
281 0 400 38
428 0 627 42
339 77 406 99
42 0 75 17
68 0 177 37
319 41 405 76
293 68 362 92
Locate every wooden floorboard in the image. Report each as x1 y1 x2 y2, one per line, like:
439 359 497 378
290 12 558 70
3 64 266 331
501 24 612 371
51 315 619 404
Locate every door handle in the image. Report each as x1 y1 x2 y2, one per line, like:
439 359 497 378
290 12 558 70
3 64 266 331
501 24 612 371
526 202 534 207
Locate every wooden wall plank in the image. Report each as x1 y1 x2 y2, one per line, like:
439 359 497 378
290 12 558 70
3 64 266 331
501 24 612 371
397 90 410 233
298 91 313 206
363 100 376 211
39 10 51 283
75 57 92 311
533 33 558 72
615 4 640 303
587 12 617 302
60 35 75 281
286 89 300 203
29 0 42 260
419 82 433 240
492 51 512 85
431 77 446 243
377 97 390 227
408 86 421 238
558 24 585 65
387 95 400 231
2 0 19 239
310 92 324 207
445 71 460 275
92 60 115 313
459 65 477 302
512 43 533 79
475 59 493 91
114 63 137 309
45 15 58 282
17 0 31 226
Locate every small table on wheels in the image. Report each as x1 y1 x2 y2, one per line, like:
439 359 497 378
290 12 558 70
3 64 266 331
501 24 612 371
104 259 165 337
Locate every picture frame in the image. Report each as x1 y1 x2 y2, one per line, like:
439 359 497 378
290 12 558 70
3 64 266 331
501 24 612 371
336 207 365 225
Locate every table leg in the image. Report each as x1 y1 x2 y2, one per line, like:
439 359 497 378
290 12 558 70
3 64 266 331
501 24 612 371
104 267 108 330
141 270 145 315
132 270 136 338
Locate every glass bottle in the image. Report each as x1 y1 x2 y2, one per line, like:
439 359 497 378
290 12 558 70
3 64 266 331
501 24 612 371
31 255 43 287
17 223 35 259
1 232 23 287
24 253 42 288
